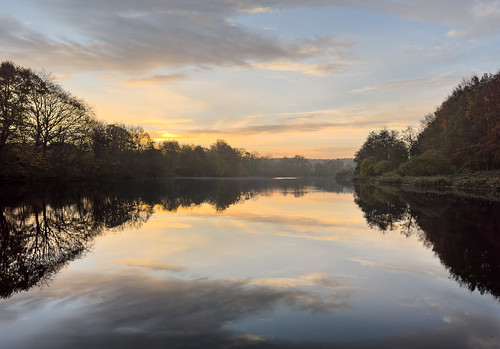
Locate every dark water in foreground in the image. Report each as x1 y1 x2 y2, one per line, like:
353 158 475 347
0 179 499 348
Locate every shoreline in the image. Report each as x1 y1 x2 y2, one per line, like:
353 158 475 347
351 170 500 201
353 170 500 190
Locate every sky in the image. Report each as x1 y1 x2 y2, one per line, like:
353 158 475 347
2 1 500 158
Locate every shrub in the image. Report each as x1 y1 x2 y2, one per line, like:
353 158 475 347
397 150 451 176
373 160 391 175
360 157 378 177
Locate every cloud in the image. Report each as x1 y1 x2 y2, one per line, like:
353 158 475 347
350 73 460 93
145 106 422 144
177 118 385 137
125 73 188 85
397 43 460 63
246 60 352 77
352 0 500 40
1 0 352 75
3 0 498 77
448 1 500 39
255 0 500 41
311 145 359 154
141 119 194 126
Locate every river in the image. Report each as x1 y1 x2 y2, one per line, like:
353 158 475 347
0 179 499 348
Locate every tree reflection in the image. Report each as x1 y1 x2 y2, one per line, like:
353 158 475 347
354 185 500 300
0 179 351 298
354 186 411 231
0 203 95 298
0 184 153 298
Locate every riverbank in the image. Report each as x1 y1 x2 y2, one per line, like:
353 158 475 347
353 170 500 191
351 171 500 203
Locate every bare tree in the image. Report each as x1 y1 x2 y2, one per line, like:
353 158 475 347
25 75 94 158
401 126 418 157
0 61 44 156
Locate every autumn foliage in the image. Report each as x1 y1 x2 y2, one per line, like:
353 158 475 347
417 73 500 170
355 71 500 176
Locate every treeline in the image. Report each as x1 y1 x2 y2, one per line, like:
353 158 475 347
354 71 500 177
0 61 347 179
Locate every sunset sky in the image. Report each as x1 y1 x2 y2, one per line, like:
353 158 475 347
2 1 500 158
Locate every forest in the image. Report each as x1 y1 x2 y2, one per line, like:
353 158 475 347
354 71 500 177
0 61 348 180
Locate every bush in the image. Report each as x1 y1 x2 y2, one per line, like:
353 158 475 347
360 157 378 177
373 160 391 175
397 150 451 176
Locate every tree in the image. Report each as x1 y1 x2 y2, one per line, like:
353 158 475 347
314 159 344 176
25 77 94 158
129 126 153 153
2 61 342 179
103 124 133 153
210 139 243 177
177 144 216 177
354 129 408 175
401 126 418 158
159 140 181 175
415 72 500 170
0 61 42 157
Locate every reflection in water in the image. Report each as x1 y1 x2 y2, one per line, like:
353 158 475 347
4 272 352 349
0 184 152 298
0 179 348 299
354 185 500 299
7 270 498 349
1 180 499 348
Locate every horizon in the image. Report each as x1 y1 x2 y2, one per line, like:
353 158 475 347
2 1 500 158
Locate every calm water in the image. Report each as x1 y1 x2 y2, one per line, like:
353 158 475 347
0 179 499 348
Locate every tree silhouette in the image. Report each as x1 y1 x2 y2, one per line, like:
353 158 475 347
0 62 43 161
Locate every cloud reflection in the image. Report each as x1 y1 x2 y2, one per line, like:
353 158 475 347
349 258 447 279
116 258 186 272
2 270 499 348
352 313 500 349
1 271 351 348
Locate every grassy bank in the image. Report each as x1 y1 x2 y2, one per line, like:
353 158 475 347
354 170 500 191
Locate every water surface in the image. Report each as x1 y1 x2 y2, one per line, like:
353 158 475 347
0 179 499 348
